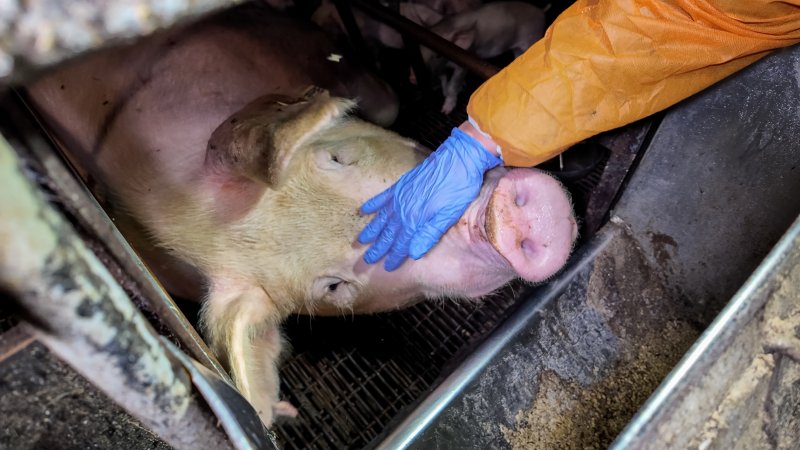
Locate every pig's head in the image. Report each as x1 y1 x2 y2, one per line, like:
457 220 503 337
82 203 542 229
204 89 577 317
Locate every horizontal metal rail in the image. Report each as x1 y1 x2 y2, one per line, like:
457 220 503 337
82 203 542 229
348 0 499 80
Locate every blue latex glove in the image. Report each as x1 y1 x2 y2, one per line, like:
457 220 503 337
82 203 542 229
358 127 502 271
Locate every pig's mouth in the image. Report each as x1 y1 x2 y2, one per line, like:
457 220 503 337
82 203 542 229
462 167 578 283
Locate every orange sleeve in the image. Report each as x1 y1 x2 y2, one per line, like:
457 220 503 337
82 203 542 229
467 0 800 167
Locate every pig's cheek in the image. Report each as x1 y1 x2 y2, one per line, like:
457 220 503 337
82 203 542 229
315 168 396 207
352 249 422 299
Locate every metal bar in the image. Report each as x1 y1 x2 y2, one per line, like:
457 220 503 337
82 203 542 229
0 134 233 450
583 119 654 237
0 0 242 85
161 338 281 450
609 213 800 449
332 0 375 71
403 37 431 95
348 0 499 80
375 228 616 450
4 90 230 383
0 326 35 363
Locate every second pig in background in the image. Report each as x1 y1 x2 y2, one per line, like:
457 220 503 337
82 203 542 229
409 0 483 16
313 0 446 49
422 1 547 114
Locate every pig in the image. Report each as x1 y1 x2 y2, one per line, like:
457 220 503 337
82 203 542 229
423 1 547 114
26 3 577 427
410 0 482 16
262 0 294 11
312 0 444 50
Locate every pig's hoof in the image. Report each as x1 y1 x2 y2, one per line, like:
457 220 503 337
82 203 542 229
256 400 297 427
274 400 299 418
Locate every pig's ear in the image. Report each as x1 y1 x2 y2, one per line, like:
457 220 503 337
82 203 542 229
206 88 355 187
452 27 476 50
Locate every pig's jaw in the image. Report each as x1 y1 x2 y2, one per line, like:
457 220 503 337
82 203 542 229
406 170 517 300
414 233 516 300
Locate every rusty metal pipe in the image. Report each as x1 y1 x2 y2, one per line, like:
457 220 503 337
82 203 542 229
348 0 500 80
6 91 230 383
0 135 234 450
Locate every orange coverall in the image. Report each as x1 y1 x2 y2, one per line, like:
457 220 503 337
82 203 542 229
467 0 800 167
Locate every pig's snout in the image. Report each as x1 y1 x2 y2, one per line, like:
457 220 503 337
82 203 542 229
485 169 577 283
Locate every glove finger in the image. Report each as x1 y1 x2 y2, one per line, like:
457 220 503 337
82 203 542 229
408 223 445 260
360 188 393 215
384 227 415 272
358 206 389 244
408 211 463 260
363 220 400 264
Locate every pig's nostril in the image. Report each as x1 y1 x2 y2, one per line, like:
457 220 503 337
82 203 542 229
520 239 535 258
515 193 526 207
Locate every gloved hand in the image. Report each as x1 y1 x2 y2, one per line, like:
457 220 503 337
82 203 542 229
358 127 503 271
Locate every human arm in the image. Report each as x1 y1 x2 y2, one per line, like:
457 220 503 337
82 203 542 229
468 0 800 166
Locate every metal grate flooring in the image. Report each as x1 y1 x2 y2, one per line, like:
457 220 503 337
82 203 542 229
275 287 525 449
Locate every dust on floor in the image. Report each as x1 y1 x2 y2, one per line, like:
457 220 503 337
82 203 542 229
0 340 171 450
501 230 702 449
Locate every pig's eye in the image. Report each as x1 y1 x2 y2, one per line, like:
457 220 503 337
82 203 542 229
328 151 355 166
312 276 358 308
314 148 357 170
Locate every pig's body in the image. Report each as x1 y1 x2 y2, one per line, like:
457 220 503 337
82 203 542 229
29 5 399 298
425 1 546 113
262 0 294 11
28 4 575 428
313 1 444 50
411 0 482 16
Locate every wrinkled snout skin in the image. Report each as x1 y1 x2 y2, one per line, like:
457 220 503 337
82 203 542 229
25 3 575 427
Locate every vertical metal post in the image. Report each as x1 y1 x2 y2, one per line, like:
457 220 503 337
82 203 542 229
403 37 431 96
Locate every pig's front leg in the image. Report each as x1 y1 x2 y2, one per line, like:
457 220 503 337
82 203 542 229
201 282 297 426
439 73 449 95
441 66 467 114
